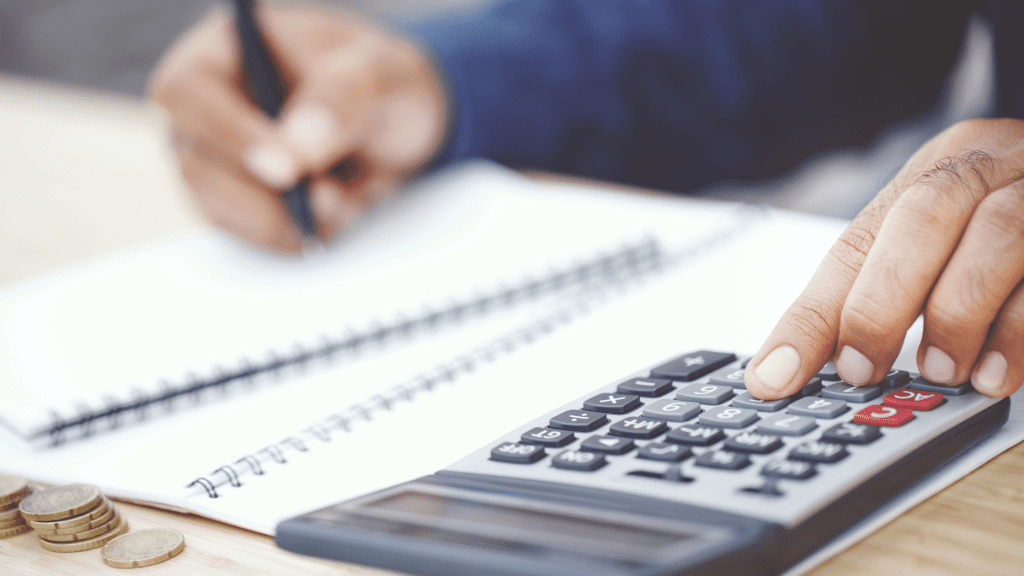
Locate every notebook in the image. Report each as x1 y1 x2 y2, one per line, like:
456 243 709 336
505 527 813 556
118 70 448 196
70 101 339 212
0 160 771 532
0 162 670 447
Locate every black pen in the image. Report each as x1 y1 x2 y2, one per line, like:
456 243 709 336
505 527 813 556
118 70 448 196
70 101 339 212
231 0 318 241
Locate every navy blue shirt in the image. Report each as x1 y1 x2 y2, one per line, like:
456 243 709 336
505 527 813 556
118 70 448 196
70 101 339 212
407 0 1020 193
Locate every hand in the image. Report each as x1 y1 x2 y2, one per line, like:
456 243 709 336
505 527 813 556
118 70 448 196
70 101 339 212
746 118 1024 399
149 4 448 251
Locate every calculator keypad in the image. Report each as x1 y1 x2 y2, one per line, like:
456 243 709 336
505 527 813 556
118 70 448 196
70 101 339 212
464 350 1002 528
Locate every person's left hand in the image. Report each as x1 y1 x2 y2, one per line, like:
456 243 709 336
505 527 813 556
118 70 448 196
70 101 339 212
745 118 1024 399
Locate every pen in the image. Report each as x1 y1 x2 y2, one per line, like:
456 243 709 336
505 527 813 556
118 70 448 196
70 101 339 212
231 0 318 241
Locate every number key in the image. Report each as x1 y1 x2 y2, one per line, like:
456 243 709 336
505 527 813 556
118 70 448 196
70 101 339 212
698 406 758 429
642 399 701 422
675 383 734 405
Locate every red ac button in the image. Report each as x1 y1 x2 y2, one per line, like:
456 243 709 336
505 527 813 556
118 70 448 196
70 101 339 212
883 389 943 411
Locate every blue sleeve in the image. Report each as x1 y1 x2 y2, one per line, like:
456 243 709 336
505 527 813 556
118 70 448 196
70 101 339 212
406 0 973 193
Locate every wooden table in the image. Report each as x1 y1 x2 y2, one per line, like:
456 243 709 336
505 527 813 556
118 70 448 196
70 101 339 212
1 74 1022 575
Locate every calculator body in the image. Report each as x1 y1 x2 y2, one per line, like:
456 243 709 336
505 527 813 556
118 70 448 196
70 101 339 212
277 351 1010 576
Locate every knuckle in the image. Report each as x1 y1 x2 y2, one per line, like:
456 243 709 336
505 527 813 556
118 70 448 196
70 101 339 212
925 290 989 335
909 149 996 210
841 294 900 341
785 296 840 346
974 184 1024 241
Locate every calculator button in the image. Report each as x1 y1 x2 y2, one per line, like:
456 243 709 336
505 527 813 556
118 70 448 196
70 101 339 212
820 422 883 444
852 405 914 427
581 435 635 454
549 410 608 432
666 424 726 446
731 392 791 412
756 414 818 436
816 362 841 381
637 443 691 462
520 427 575 447
789 441 849 463
551 449 606 471
609 417 669 439
883 389 944 411
694 450 750 470
650 351 737 382
490 442 545 464
787 396 848 419
707 366 747 388
821 383 882 403
880 369 911 389
617 377 674 397
674 383 735 405
909 376 974 396
724 432 783 454
582 393 642 414
698 406 759 429
792 377 824 398
761 459 816 480
642 399 701 422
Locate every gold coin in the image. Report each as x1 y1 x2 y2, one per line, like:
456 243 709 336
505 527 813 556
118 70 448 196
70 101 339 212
28 497 111 531
0 474 30 507
38 516 128 553
0 523 32 539
0 515 26 529
19 484 101 522
102 528 185 568
38 509 119 541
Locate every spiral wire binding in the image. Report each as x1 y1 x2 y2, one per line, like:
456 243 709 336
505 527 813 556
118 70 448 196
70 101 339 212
186 205 768 498
41 238 665 447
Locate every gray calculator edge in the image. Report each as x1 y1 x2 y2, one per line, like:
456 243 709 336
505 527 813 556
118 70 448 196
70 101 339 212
276 353 1010 576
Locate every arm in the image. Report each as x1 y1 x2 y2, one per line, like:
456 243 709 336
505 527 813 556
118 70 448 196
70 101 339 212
412 0 974 192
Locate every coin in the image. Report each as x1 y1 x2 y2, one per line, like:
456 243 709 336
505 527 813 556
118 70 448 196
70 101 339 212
0 515 25 529
0 503 22 523
28 497 111 531
102 528 185 568
19 484 102 522
0 474 30 507
0 523 32 539
38 511 121 542
38 515 128 553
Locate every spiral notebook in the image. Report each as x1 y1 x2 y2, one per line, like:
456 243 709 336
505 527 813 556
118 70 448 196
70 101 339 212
0 160 792 531
0 163 672 447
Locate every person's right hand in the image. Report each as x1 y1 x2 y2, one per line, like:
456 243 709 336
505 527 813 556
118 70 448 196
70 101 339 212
149 4 449 252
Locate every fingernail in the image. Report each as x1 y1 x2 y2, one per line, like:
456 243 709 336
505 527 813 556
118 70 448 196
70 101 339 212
754 345 801 392
311 181 363 237
973 351 1007 395
922 346 956 384
281 104 342 164
243 142 299 189
836 346 874 385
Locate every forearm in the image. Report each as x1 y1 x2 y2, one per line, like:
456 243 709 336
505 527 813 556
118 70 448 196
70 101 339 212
407 0 973 192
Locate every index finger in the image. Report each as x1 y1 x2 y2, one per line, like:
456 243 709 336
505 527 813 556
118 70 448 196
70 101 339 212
744 195 889 400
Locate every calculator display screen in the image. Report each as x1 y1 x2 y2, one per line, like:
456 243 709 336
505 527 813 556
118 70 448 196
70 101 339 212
364 490 696 552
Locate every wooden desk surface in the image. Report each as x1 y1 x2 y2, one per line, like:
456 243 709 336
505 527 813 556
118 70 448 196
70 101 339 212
1 75 1022 576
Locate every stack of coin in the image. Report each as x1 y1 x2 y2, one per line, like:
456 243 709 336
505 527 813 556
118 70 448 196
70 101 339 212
0 473 33 538
19 484 129 552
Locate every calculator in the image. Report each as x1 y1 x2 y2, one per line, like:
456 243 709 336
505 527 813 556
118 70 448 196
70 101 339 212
276 350 1010 576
